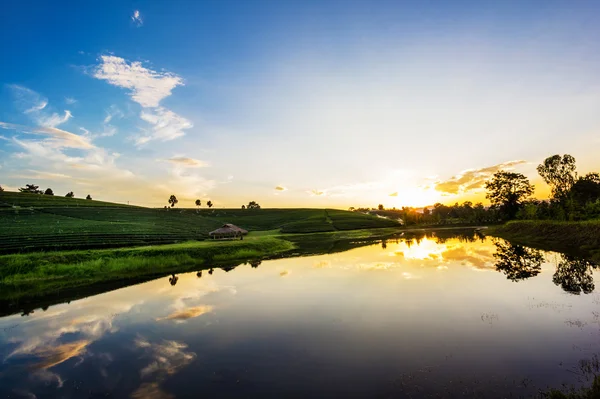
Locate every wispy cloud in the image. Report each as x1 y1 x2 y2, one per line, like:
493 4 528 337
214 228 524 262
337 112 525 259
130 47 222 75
433 160 527 195
0 122 93 149
275 185 287 191
93 55 191 145
389 192 398 197
165 156 209 168
38 110 73 128
131 10 143 27
8 85 72 128
138 107 191 144
65 97 77 105
309 189 325 196
14 170 72 180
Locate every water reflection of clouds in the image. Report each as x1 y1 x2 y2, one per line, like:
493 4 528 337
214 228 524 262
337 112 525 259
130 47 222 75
132 336 196 398
1 295 145 394
156 305 214 322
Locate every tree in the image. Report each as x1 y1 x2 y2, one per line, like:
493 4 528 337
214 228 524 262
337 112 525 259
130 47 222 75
168 195 178 208
86 194 92 200
241 205 246 210
571 173 600 207
537 154 577 201
378 204 384 210
485 171 534 219
0 185 3 192
207 200 213 208
65 191 74 198
44 188 54 196
195 199 201 209
19 184 42 194
247 201 261 209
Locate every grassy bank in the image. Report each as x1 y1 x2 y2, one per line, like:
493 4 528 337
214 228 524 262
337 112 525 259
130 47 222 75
0 237 295 301
486 220 600 261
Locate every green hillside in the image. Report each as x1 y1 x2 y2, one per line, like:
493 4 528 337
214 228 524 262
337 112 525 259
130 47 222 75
0 191 399 253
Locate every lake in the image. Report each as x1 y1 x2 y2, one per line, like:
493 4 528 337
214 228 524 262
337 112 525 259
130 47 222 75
1 230 599 398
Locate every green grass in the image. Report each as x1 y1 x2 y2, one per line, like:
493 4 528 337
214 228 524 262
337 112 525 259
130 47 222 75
487 220 600 262
0 237 295 286
0 192 399 253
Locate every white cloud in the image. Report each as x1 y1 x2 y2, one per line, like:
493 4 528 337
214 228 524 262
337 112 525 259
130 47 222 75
93 56 183 108
131 10 143 27
65 97 77 105
93 55 191 145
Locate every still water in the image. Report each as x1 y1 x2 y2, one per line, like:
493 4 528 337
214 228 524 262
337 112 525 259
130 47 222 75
1 232 600 398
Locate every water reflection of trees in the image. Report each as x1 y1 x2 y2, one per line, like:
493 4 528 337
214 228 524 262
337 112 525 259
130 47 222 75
553 255 598 294
492 241 544 281
490 241 599 294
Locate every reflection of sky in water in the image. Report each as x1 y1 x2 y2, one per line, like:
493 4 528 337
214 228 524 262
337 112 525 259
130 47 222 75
1 236 600 398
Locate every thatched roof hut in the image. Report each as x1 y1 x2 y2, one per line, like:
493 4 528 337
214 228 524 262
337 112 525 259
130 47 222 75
209 223 248 240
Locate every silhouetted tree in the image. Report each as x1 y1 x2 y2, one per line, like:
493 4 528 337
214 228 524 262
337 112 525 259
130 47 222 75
0 185 3 192
241 205 246 210
169 274 178 286
19 184 42 194
247 201 261 209
552 255 597 295
571 173 600 207
485 171 534 219
168 194 178 208
195 199 201 209
86 194 92 200
65 191 74 198
493 240 544 281
207 200 213 208
537 154 577 201
250 260 262 268
44 188 54 195
196 271 202 278
378 204 385 210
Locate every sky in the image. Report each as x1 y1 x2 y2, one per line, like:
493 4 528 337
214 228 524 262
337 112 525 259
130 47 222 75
1 0 600 209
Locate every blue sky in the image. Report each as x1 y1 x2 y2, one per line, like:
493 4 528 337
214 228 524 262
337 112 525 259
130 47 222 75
1 0 600 208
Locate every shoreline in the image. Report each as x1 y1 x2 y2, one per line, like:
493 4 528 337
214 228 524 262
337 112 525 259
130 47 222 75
485 220 600 262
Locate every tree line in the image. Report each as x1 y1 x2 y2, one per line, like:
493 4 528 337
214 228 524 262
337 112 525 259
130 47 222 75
354 153 600 225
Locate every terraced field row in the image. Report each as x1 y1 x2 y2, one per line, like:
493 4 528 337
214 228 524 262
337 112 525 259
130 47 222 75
0 192 400 253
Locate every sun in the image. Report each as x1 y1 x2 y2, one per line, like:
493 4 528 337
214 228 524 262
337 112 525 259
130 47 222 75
388 187 441 208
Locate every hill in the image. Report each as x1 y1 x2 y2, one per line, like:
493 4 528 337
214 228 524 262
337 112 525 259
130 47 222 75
0 191 399 253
